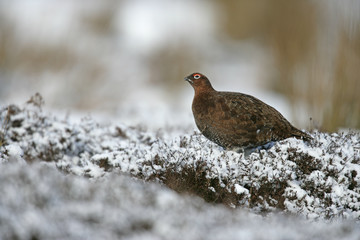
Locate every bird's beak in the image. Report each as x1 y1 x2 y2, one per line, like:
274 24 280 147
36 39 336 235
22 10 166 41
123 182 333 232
184 77 193 84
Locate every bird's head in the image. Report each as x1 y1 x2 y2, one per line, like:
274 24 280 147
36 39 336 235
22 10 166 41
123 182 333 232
184 73 214 92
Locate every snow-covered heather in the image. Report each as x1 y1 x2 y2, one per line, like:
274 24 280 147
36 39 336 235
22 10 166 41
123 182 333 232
0 99 360 239
1 162 359 240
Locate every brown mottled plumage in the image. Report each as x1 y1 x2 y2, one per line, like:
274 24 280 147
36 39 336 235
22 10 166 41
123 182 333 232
185 73 312 152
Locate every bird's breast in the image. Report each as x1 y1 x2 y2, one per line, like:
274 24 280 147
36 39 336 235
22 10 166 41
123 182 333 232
192 93 216 115
191 93 216 130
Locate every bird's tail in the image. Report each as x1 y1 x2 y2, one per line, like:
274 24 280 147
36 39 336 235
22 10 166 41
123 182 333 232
292 128 313 142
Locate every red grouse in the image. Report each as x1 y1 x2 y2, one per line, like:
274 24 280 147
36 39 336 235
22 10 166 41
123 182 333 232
185 73 311 153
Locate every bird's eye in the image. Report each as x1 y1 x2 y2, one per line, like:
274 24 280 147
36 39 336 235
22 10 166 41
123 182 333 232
193 74 201 79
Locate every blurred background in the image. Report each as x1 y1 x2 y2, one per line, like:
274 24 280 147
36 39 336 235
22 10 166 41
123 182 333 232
0 0 359 131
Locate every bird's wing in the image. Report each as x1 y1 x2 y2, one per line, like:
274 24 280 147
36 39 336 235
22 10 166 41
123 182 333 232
212 92 295 144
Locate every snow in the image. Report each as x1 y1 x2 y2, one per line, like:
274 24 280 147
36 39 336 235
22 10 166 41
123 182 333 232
4 144 25 164
234 184 249 195
1 102 360 239
1 162 360 240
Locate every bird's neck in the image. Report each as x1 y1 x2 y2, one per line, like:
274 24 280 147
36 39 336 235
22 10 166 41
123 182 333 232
192 86 216 114
194 84 215 97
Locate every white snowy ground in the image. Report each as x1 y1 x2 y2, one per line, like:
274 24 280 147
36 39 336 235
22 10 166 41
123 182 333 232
1 100 360 239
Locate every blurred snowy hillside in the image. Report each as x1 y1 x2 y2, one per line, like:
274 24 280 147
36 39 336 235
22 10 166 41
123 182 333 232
0 0 359 130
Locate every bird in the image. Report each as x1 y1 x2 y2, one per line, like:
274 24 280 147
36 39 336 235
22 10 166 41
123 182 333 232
184 72 312 154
